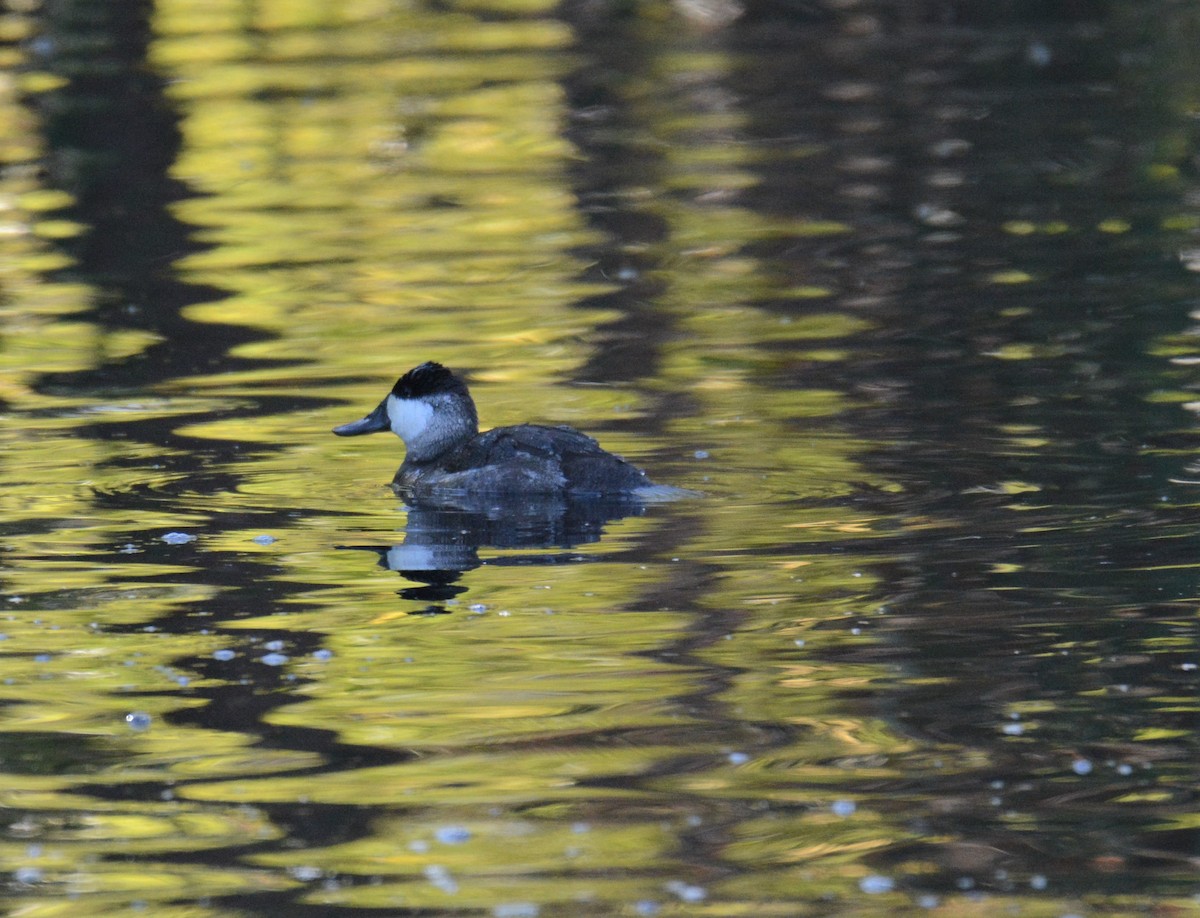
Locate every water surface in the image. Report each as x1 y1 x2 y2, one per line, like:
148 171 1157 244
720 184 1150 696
0 1 1198 915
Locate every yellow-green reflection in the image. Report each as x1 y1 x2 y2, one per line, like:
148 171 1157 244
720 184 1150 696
1 0 1193 913
0 0 920 908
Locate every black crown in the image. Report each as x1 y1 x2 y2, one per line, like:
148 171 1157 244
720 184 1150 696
391 362 467 399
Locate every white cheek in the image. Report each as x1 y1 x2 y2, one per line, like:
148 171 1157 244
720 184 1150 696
387 395 433 442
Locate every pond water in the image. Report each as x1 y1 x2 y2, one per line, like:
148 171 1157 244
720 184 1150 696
1 0 1198 915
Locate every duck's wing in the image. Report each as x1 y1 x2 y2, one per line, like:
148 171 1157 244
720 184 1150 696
447 425 651 495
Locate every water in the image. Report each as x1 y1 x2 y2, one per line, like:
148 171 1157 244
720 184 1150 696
1 1 1198 915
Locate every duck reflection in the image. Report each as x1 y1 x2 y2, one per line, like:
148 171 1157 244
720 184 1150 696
341 495 648 609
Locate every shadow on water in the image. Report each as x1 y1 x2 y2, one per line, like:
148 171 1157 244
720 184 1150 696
21 2 337 480
25 1 260 392
561 5 674 388
725 1 1200 897
13 0 408 892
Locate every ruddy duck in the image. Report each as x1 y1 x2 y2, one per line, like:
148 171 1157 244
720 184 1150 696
333 362 667 500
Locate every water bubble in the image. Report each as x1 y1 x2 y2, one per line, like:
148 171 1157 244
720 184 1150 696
313 649 333 662
914 203 964 227
435 825 471 845
694 450 710 460
634 902 661 916
423 864 458 894
831 799 856 817
493 904 539 918
125 711 152 731
1026 41 1052 67
264 640 285 652
727 752 749 765
664 881 706 903
1030 874 1047 890
252 534 277 545
261 653 289 666
161 532 196 545
859 875 894 894
213 649 236 661
29 36 56 58
1072 758 1094 775
14 866 42 884
1179 248 1200 272
930 138 971 158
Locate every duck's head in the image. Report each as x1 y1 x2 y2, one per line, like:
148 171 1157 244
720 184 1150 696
332 362 479 462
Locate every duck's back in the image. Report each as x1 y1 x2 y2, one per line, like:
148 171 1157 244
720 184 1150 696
401 424 652 497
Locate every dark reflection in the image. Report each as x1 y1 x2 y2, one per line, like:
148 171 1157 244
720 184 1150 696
0 731 121 775
341 497 649 607
10 1 389 892
559 2 685 431
22 0 280 393
728 0 1200 899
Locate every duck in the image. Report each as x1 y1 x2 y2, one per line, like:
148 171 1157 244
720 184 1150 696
333 362 667 501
